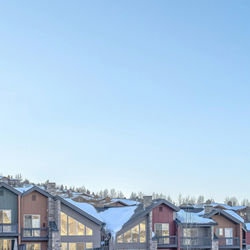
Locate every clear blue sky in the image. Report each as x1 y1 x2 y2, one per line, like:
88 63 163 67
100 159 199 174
0 1 250 202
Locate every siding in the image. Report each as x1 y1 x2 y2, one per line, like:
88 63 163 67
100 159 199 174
152 204 176 236
20 191 49 250
20 191 48 229
211 214 240 238
0 187 18 224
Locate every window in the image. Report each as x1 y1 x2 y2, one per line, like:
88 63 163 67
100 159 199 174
62 243 93 250
140 221 146 243
183 228 198 237
86 226 93 236
117 235 123 243
0 190 3 196
61 212 68 236
32 194 36 201
155 223 169 244
60 212 92 236
0 210 11 224
117 221 146 244
24 215 40 237
85 242 93 249
216 228 224 236
131 225 139 243
61 243 67 250
0 239 12 250
159 207 163 212
26 243 41 250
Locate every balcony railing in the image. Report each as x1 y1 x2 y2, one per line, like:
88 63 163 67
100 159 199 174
155 235 178 248
21 228 49 241
218 237 240 248
0 223 18 234
181 237 212 248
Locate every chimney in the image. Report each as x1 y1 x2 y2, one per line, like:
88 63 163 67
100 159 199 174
246 206 250 222
46 182 57 196
204 204 213 214
143 196 152 209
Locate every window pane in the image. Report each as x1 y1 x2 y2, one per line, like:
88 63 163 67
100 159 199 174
124 229 132 243
61 212 68 236
3 210 11 224
77 222 84 235
162 223 169 236
131 225 139 243
140 221 146 243
117 234 123 243
61 243 68 250
69 243 76 250
86 242 93 249
68 217 77 235
76 243 84 250
86 226 93 236
26 243 41 250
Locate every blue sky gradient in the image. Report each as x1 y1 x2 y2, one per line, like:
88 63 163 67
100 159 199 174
0 1 250 202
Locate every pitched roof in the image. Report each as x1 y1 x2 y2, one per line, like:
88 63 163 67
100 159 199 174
176 209 217 226
205 208 244 224
0 182 21 195
20 185 53 198
56 196 103 226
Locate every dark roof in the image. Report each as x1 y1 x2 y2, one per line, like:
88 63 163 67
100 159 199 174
21 186 54 198
121 199 179 230
0 182 21 195
55 196 103 226
204 208 243 225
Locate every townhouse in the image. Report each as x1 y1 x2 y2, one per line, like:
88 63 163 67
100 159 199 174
2 179 250 250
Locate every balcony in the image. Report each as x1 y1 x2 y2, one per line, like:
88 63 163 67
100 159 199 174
218 237 240 249
21 228 49 241
181 237 212 249
155 235 178 248
0 223 18 236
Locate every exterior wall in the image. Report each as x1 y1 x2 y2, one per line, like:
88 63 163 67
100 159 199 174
211 215 241 238
0 187 18 224
61 204 102 249
20 191 49 249
246 232 250 245
20 191 48 230
115 215 149 250
152 204 176 236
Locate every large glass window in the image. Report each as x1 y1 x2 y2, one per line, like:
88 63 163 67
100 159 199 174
62 243 93 250
0 240 12 250
85 242 93 249
86 226 92 236
24 215 41 237
61 212 68 236
26 243 41 250
61 243 67 250
140 221 146 243
60 212 91 236
131 225 139 243
0 210 11 224
155 223 169 244
117 221 146 244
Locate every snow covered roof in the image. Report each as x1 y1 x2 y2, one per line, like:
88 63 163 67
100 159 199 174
15 185 34 193
110 198 139 206
195 203 246 211
223 210 244 223
245 223 250 231
99 206 138 236
64 198 103 222
177 209 217 225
